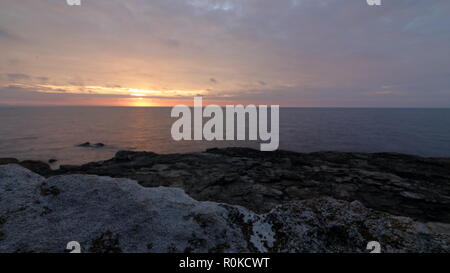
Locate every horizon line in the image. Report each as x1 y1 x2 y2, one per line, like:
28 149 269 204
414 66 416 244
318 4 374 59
1 104 449 109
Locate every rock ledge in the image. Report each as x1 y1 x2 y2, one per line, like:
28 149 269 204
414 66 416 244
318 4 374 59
1 164 449 253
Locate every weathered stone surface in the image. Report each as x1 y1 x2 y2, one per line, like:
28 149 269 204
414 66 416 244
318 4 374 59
1 164 449 253
52 148 450 223
19 160 51 173
0 158 50 173
0 158 19 165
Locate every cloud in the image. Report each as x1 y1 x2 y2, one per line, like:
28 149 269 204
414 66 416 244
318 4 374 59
6 73 31 81
0 28 20 41
0 0 449 106
164 39 181 48
35 76 49 83
1 73 53 85
0 85 130 105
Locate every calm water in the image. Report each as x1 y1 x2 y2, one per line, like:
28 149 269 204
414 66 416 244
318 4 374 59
1 107 450 166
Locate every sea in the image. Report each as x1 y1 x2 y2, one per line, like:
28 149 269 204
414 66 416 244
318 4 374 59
1 106 449 166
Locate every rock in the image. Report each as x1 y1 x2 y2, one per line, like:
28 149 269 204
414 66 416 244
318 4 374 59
400 191 425 200
1 164 449 253
114 150 134 161
151 164 169 172
0 158 19 165
426 222 450 235
59 165 79 171
76 142 91 147
113 150 157 162
52 148 450 223
19 160 50 173
76 142 106 148
1 158 51 174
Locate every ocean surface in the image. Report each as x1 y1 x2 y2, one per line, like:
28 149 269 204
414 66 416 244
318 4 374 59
1 107 450 166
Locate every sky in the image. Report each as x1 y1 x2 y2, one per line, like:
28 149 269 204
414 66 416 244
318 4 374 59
0 0 449 107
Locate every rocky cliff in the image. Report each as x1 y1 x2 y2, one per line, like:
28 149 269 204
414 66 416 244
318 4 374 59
1 164 449 253
53 148 450 223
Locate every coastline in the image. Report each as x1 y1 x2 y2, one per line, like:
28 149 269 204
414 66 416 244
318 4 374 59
1 147 450 252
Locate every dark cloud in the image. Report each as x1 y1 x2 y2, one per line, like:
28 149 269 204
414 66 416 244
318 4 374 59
0 85 126 101
6 73 31 81
105 84 122 88
35 76 49 83
1 73 51 84
0 28 19 41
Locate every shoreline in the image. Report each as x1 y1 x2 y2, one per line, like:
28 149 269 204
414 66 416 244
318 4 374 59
1 147 450 253
2 147 449 222
3 147 450 172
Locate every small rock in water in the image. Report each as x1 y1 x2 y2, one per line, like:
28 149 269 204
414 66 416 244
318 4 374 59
76 142 106 148
77 142 91 147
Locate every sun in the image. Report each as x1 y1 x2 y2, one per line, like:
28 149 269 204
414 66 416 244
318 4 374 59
126 97 157 107
128 89 159 97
